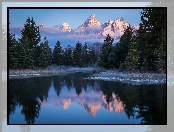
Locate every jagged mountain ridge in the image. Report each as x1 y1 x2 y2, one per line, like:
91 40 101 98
40 92 125 117
56 14 139 39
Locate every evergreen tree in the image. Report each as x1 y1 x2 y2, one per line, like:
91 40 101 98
61 49 65 66
19 17 41 48
19 17 41 67
98 34 114 68
138 8 167 72
64 45 73 66
82 42 89 66
73 41 83 67
63 48 68 66
124 36 140 73
9 28 19 69
136 23 148 71
108 51 115 68
112 42 120 68
37 38 52 67
154 29 167 73
17 40 32 69
52 41 64 66
115 25 133 69
89 49 97 66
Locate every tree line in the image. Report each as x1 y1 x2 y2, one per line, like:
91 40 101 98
98 8 166 73
9 8 166 73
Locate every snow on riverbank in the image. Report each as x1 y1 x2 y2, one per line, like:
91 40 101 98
84 70 166 85
9 66 96 79
8 66 167 85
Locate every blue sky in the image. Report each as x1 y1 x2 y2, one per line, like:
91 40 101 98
9 8 144 48
9 9 143 28
3 2 151 25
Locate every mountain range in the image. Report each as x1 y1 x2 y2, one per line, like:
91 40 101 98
50 14 139 40
10 14 139 48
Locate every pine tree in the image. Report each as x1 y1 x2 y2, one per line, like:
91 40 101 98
89 49 98 66
82 43 87 66
73 41 83 67
37 38 52 67
124 36 140 73
98 34 114 68
63 48 68 66
155 29 167 73
19 17 41 48
136 23 148 71
19 17 41 68
61 49 65 66
9 28 19 69
148 3 172 75
17 40 31 69
114 25 133 69
64 45 73 66
138 8 167 72
52 41 64 66
108 52 115 68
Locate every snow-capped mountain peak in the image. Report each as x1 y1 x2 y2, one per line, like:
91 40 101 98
89 14 96 19
60 23 71 32
51 15 139 41
79 14 101 28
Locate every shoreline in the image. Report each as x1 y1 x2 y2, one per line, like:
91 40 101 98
85 70 166 85
8 66 166 85
8 66 96 79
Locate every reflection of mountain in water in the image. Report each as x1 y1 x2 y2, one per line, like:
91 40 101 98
42 91 125 117
83 103 100 117
102 94 125 113
82 94 125 116
61 99 72 109
9 72 167 124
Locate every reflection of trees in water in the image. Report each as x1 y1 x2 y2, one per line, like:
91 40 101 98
146 85 173 131
63 74 73 91
63 73 100 94
53 73 166 124
135 84 167 124
8 88 19 119
9 73 167 125
21 99 41 124
99 81 114 105
71 73 84 96
53 75 64 96
9 76 52 124
110 82 167 124
83 80 166 124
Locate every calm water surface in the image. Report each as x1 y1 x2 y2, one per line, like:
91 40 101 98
8 72 167 124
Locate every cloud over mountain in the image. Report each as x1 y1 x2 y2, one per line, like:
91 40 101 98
9 14 139 48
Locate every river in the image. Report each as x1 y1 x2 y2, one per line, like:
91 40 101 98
8 72 167 124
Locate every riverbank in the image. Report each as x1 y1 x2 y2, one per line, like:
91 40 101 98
84 70 166 85
9 66 95 79
8 66 166 85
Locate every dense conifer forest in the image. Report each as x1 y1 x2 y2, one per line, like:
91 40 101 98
8 8 166 74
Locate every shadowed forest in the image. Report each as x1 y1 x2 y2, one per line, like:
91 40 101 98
8 8 166 74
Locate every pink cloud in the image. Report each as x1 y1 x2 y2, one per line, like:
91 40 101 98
9 25 106 48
